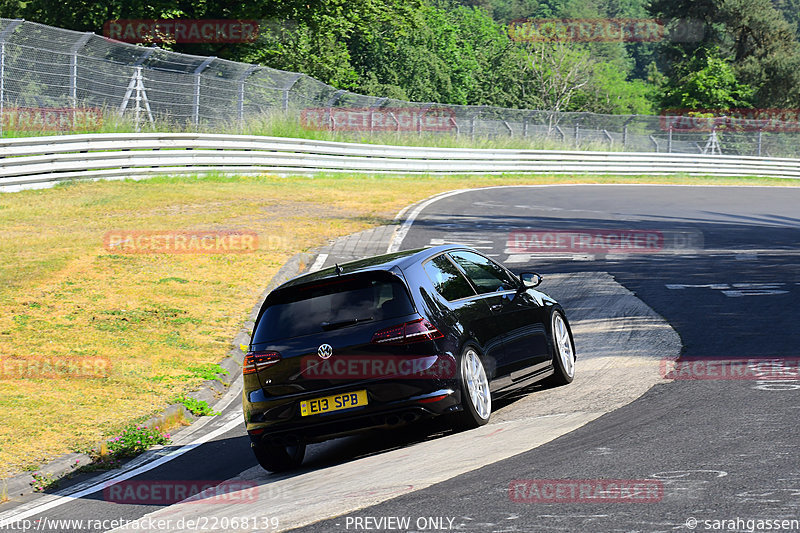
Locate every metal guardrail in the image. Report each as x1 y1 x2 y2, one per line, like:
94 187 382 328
1 133 799 191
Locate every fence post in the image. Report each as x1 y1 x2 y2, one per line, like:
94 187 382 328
389 112 400 133
603 129 613 147
69 33 93 109
649 135 659 152
193 75 200 129
574 122 579 147
282 73 302 120
419 104 433 136
238 82 246 130
192 56 216 129
119 61 154 129
668 126 673 153
450 117 459 137
0 20 23 137
757 129 763 157
368 97 387 136
134 67 142 133
622 115 635 149
120 47 156 128
0 42 4 137
324 90 347 132
237 65 257 131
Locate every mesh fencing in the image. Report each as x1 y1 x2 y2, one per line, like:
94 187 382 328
1 18 800 157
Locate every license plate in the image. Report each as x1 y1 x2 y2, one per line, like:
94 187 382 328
300 390 368 416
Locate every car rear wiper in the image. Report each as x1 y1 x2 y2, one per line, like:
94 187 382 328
320 316 374 331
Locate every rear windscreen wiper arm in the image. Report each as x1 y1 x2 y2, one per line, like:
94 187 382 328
320 316 374 331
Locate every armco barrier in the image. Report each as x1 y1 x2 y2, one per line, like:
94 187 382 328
1 133 800 191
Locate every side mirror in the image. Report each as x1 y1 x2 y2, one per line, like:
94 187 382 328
520 272 543 288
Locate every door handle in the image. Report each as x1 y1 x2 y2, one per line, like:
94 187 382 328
490 303 503 312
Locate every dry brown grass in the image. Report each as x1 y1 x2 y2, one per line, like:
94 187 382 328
0 171 796 478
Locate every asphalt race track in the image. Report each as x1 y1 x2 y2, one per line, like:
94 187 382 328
302 185 800 532
1 184 799 533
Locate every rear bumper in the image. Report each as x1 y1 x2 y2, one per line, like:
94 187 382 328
246 386 459 444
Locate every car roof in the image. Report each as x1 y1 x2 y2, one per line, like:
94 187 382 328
275 244 471 291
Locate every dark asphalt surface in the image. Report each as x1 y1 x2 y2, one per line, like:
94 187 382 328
2 185 799 533
296 185 800 532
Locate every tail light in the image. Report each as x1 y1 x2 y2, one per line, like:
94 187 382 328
371 318 443 345
243 351 281 374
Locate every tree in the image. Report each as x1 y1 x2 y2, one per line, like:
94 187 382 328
573 62 652 114
719 0 800 107
649 0 800 108
345 3 481 104
659 48 753 109
519 42 594 128
774 0 800 40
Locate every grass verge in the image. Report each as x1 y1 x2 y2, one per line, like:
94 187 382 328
0 171 797 478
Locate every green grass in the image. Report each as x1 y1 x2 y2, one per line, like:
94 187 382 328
174 396 219 417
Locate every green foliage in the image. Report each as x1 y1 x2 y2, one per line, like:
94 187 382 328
2 0 661 114
173 395 219 416
720 0 800 108
9 0 800 113
187 363 229 381
659 49 754 110
156 277 190 284
105 424 170 458
0 0 187 34
775 0 800 40
649 0 800 108
239 16 361 91
351 4 508 105
31 472 58 492
574 62 653 114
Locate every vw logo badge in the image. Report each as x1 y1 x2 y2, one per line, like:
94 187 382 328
318 344 333 359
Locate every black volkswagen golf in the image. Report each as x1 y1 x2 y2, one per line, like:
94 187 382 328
243 245 575 472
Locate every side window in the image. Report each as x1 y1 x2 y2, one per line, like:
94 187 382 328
449 251 518 294
423 254 477 301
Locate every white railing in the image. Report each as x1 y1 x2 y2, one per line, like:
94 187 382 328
2 133 800 191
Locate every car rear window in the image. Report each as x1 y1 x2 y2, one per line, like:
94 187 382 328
253 275 415 343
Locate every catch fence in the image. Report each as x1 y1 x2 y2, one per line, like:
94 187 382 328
1 18 799 157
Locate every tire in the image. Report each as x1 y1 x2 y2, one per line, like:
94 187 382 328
453 345 492 429
251 440 306 473
543 309 576 387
